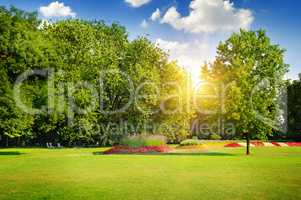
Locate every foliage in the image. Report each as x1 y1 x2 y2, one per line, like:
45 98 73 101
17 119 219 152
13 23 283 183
286 74 301 140
180 139 203 146
200 29 289 154
0 7 294 149
121 135 166 148
210 134 222 140
0 7 43 143
0 7 193 146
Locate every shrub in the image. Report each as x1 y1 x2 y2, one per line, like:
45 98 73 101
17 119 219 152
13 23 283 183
121 135 166 148
121 136 144 148
192 136 198 140
103 145 173 154
180 139 203 146
143 135 167 147
210 134 222 140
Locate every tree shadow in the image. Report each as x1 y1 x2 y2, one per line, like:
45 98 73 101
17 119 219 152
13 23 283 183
160 152 235 156
94 152 235 157
0 151 24 156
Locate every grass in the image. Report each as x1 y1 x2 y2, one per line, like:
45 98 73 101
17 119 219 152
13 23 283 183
0 147 301 200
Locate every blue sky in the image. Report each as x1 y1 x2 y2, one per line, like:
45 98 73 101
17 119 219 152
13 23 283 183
0 0 300 82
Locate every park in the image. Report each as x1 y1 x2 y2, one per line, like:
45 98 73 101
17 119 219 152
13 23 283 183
0 1 301 200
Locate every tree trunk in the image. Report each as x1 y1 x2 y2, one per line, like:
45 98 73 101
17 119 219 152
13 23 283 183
246 133 250 155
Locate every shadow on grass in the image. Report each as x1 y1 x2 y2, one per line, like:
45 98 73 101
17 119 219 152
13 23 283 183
93 152 235 157
160 152 235 156
0 151 24 156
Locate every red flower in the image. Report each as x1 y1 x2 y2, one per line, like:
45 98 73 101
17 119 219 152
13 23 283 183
285 142 301 147
271 142 281 147
103 145 173 154
224 143 242 147
251 141 264 147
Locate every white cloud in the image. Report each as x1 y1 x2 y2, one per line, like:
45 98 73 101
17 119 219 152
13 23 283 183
39 1 76 18
160 0 253 33
156 38 216 84
156 39 189 52
140 19 148 28
150 8 161 21
125 0 151 8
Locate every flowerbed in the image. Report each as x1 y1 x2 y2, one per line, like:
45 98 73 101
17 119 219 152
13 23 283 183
224 143 243 147
286 142 301 147
271 142 281 146
251 141 265 147
121 135 166 148
225 141 301 147
103 145 173 154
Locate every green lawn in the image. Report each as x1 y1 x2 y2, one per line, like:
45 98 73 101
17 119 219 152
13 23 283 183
0 147 300 200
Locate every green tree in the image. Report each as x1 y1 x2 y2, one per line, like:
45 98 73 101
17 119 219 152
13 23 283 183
0 7 54 145
0 68 34 146
0 6 194 146
287 74 301 139
154 61 195 142
201 30 289 154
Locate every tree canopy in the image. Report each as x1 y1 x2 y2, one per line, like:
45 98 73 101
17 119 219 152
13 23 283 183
287 74 301 140
0 7 194 146
199 29 289 154
0 7 294 150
